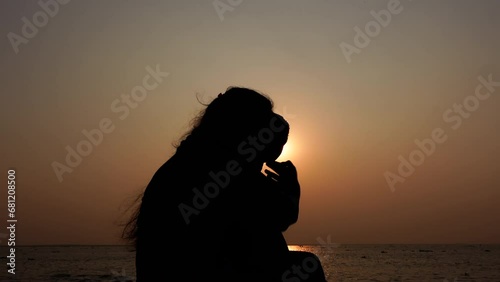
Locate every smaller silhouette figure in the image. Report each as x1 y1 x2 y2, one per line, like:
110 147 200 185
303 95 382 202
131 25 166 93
122 86 327 281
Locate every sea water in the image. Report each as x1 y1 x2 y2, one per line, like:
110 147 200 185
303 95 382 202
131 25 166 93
1 244 499 281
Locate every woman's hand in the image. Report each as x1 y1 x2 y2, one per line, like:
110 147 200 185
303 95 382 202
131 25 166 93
265 160 296 181
264 160 301 227
264 160 300 197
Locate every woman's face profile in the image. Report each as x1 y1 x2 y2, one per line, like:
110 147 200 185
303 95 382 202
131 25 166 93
262 114 289 162
265 141 286 162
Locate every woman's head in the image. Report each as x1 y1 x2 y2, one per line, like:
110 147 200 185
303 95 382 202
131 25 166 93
261 113 289 162
121 86 290 246
177 86 289 163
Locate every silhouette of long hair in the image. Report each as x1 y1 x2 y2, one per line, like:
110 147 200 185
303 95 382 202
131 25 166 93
175 87 278 155
121 86 288 246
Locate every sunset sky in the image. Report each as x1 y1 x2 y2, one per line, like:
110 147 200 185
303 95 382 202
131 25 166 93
1 0 499 246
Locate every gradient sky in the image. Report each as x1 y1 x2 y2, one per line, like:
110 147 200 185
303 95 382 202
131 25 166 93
1 0 499 246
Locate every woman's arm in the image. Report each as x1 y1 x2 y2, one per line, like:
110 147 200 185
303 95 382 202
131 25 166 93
263 160 301 231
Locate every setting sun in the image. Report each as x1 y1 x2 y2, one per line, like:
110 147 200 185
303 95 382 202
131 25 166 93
276 138 295 162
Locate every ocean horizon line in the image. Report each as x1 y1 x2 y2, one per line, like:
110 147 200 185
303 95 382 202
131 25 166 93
2 243 499 247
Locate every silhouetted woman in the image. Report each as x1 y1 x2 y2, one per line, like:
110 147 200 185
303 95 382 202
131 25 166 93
122 86 327 281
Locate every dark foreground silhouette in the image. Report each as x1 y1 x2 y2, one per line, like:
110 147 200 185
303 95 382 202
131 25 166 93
122 87 327 281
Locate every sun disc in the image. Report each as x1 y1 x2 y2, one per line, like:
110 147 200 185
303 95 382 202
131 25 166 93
276 140 293 162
